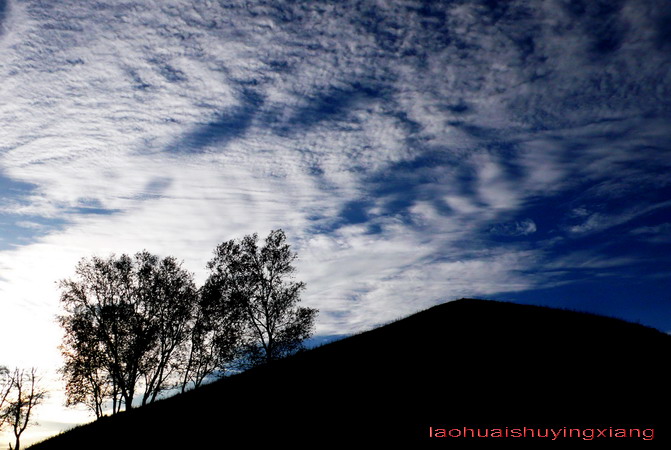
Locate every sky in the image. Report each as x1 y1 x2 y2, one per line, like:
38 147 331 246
0 0 670 446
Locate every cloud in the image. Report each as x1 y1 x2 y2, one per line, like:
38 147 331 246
0 0 667 343
630 223 671 244
544 250 640 271
14 220 46 229
489 218 537 237
565 201 671 235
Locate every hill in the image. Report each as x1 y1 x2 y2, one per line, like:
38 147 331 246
29 298 671 448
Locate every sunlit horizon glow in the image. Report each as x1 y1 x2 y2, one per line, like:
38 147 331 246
1 0 670 446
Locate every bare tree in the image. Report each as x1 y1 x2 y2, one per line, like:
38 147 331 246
1 368 47 450
203 229 318 367
0 366 12 430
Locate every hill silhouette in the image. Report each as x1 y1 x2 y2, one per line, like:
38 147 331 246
29 298 671 448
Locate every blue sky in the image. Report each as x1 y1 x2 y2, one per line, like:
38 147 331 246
0 0 670 444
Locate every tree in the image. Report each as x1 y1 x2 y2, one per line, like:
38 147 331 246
135 252 198 405
178 296 243 392
58 251 198 415
203 229 318 367
59 310 115 417
0 367 47 450
0 365 12 430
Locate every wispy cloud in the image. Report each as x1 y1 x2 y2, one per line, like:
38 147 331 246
565 201 671 235
490 218 537 237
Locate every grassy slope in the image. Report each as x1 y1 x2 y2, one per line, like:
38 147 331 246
29 298 671 448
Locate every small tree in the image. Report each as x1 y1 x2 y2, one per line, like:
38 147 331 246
1 367 47 450
203 229 318 367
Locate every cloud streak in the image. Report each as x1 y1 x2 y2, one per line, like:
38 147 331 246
0 0 668 340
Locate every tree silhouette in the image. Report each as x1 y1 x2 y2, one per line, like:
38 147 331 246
59 232 315 417
203 229 318 367
0 365 12 429
178 296 243 391
1 367 47 450
59 310 114 417
135 252 197 405
58 251 198 414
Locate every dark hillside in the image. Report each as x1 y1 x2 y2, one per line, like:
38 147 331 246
30 298 671 448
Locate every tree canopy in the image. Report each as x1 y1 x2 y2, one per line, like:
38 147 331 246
58 252 199 414
202 229 318 366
